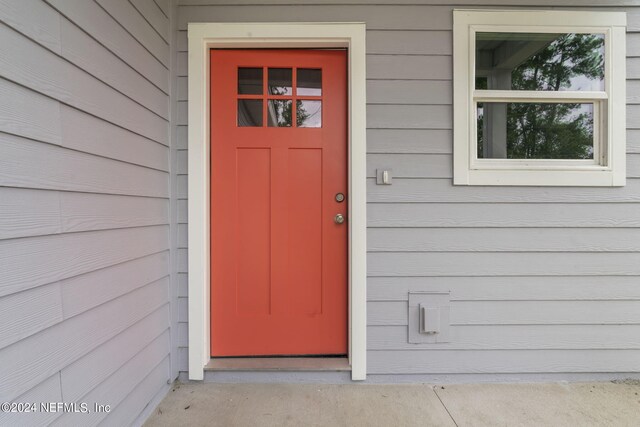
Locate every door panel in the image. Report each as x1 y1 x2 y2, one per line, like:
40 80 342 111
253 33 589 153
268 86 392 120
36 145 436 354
288 148 322 315
236 148 271 316
210 49 348 356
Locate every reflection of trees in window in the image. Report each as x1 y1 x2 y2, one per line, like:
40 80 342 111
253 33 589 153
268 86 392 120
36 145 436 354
477 77 487 158
480 34 604 159
512 34 604 92
282 102 310 127
267 100 312 127
507 103 594 159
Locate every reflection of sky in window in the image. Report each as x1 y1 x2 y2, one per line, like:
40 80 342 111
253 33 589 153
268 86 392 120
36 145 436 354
517 47 604 91
567 43 604 91
545 38 604 91
566 104 592 119
568 74 602 91
298 101 321 128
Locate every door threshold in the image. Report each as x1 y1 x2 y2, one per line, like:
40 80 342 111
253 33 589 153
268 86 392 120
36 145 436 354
205 357 350 372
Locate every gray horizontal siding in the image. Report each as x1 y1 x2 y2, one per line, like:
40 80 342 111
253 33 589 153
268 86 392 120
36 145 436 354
365 153 640 178
175 2 640 380
368 253 640 276
132 0 171 43
0 0 173 425
368 324 640 350
99 355 172 426
45 0 169 92
367 350 640 374
368 203 640 227
0 133 168 197
0 76 167 167
179 0 640 6
368 228 640 252
367 179 640 202
0 374 62 426
0 226 169 297
95 0 169 67
0 23 167 144
176 4 640 31
0 188 168 240
367 276 640 301
368 300 640 325
174 51 188 375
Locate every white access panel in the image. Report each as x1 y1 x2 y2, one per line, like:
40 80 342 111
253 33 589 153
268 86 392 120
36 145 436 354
408 292 451 344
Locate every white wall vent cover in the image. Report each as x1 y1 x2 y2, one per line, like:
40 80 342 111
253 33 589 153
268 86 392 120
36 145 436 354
408 292 451 344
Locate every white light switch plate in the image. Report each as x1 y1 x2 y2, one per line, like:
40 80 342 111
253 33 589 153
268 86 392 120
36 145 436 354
376 169 392 185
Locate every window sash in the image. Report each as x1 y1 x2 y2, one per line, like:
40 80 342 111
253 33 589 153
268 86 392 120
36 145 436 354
470 99 604 167
470 25 610 95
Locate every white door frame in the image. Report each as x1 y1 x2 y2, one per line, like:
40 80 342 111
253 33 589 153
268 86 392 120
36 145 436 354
187 22 367 381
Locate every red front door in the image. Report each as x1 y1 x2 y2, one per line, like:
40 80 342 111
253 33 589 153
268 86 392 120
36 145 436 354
210 49 348 356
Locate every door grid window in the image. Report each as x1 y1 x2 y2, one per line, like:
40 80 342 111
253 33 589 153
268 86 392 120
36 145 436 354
237 67 322 128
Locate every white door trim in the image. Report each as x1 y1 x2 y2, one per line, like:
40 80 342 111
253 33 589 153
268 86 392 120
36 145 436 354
187 22 367 381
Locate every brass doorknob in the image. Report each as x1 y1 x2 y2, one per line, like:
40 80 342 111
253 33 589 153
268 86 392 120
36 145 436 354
334 214 345 224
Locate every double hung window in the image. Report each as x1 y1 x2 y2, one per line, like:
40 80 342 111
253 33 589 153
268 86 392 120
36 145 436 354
453 10 626 186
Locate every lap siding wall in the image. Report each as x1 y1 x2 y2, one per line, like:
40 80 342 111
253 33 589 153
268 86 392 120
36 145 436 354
0 0 176 425
175 0 640 380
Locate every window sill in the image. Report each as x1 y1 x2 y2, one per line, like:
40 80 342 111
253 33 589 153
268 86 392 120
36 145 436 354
455 168 625 186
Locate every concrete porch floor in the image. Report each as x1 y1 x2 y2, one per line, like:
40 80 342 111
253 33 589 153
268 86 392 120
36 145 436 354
144 380 640 426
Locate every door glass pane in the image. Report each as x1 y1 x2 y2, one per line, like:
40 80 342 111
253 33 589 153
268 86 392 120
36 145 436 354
297 69 322 96
296 101 321 128
477 102 594 159
238 68 263 95
475 33 605 91
268 68 292 95
238 99 263 127
268 100 292 127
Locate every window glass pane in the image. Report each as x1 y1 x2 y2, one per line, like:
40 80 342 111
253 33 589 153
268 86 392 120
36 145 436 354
475 33 604 91
238 99 263 127
238 68 263 95
268 100 292 127
268 68 292 95
477 102 594 159
297 69 322 96
296 101 321 128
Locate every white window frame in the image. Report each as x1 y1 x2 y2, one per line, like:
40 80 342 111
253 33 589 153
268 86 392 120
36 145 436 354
453 10 627 186
187 22 367 381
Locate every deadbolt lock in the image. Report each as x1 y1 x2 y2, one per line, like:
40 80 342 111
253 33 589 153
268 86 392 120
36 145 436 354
335 193 345 203
334 214 345 224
